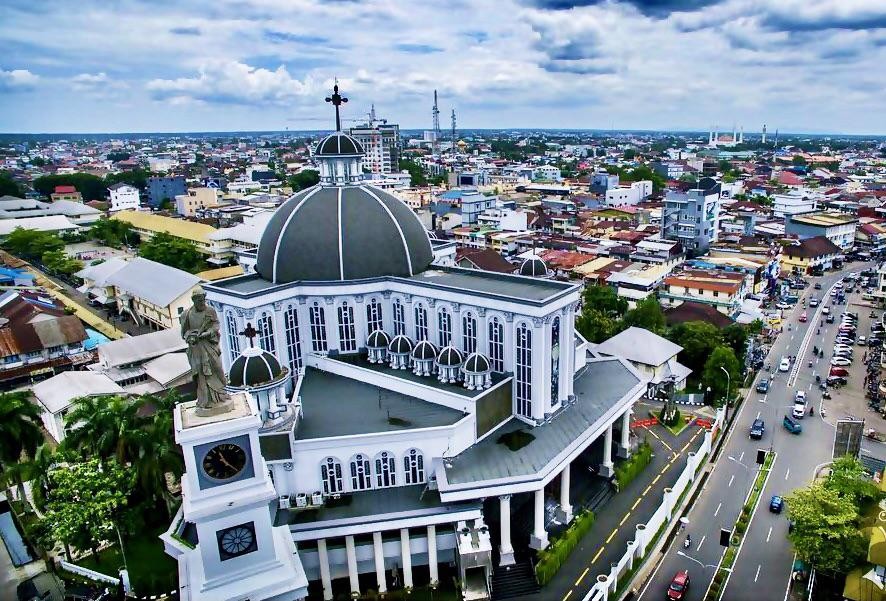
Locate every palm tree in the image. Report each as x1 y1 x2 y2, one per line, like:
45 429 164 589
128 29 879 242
134 412 183 517
0 391 44 504
62 395 146 463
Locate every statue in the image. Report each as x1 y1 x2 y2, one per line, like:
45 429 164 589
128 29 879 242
180 288 230 415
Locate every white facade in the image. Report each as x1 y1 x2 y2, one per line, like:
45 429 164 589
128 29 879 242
605 181 652 207
772 190 819 218
108 184 140 212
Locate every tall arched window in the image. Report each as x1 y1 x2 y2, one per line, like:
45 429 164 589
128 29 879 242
393 299 406 336
257 312 275 353
321 457 343 494
515 323 532 418
437 307 452 347
366 298 383 334
403 449 425 484
462 313 477 354
374 451 396 488
283 305 302 378
309 302 327 352
488 317 504 373
551 316 561 402
414 303 428 342
350 454 372 491
338 302 356 352
225 312 240 364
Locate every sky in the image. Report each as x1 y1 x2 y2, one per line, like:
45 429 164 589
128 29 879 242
1 0 885 135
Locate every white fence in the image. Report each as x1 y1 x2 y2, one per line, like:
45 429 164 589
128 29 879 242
581 407 725 601
57 558 120 585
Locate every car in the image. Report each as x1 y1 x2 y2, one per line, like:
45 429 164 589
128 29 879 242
814 283 822 290
795 390 807 403
792 403 806 419
869 338 883 348
667 570 690 600
831 289 838 297
858 336 867 346
835 281 844 289
777 302 793 310
783 415 802 434
779 358 791 372
835 337 855 345
823 306 831 314
799 311 808 322
756 378 770 393
834 343 853 351
826 314 835 323
750 418 765 440
830 366 850 377
770 495 785 513
810 298 819 307
833 348 854 357
831 357 852 366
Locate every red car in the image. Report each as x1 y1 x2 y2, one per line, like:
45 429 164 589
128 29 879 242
829 366 849 377
667 570 690 599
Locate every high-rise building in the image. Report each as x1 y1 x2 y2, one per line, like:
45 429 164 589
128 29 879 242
349 107 400 174
661 179 722 255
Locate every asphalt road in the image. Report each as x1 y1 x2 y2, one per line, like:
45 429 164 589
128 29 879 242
637 264 873 601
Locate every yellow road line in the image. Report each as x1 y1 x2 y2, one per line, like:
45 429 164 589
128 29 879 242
591 547 605 564
647 427 675 452
631 497 643 511
619 513 631 527
563 590 573 601
575 567 589 586
605 528 618 544
651 474 662 485
643 484 653 496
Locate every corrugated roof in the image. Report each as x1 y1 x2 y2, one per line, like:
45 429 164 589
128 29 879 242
595 326 683 367
97 328 187 368
32 371 124 414
111 210 217 244
74 257 128 286
142 352 190 386
105 257 200 307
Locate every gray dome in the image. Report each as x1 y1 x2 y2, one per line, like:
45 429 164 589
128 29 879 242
412 339 437 361
316 132 364 156
228 346 284 388
520 256 548 277
255 185 434 283
436 345 463 367
367 329 390 349
388 334 413 354
463 352 491 374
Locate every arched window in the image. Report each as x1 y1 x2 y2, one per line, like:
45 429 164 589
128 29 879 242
321 457 343 495
488 317 504 373
225 312 240 364
403 449 425 484
374 451 396 488
283 305 302 378
414 303 428 342
309 302 327 352
515 323 532 418
437 307 452 347
393 299 406 336
551 316 561 402
366 298 383 334
257 312 275 353
350 454 372 491
338 302 356 352
462 313 477 354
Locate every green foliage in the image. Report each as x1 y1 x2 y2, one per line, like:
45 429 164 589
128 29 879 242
106 151 131 163
0 170 25 197
105 168 151 191
615 440 653 490
621 296 666 334
623 149 636 160
721 323 750 364
288 169 320 192
2 227 64 261
576 285 628 343
536 509 596 585
398 159 429 187
827 455 880 507
701 345 740 405
41 249 83 277
32 173 106 201
89 218 137 247
0 392 44 493
138 231 205 273
658 406 681 427
792 155 807 165
666 321 722 375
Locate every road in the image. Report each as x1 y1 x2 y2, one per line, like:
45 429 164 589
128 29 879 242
638 264 874 601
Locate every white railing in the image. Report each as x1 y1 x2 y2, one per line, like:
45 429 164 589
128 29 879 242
582 406 725 601
57 559 119 585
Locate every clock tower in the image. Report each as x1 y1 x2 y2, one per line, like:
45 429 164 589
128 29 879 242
166 393 308 601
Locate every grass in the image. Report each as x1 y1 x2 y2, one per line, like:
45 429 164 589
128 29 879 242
535 509 596 585
77 524 178 595
615 440 653 490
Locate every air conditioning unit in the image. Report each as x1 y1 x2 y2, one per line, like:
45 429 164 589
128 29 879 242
311 491 324 506
278 495 291 509
295 493 308 508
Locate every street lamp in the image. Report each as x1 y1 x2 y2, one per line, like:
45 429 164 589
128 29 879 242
728 455 754 499
720 365 731 422
676 551 733 572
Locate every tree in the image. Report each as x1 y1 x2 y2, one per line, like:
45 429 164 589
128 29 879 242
2 228 64 260
792 155 807 166
0 392 44 504
701 345 740 405
721 323 750 365
32 173 106 201
786 483 867 574
106 152 131 163
89 218 136 248
0 171 25 197
288 170 320 192
581 285 628 318
133 412 183 517
139 231 205 273
667 321 722 375
621 296 666 334
41 250 83 277
105 168 151 191
827 455 879 507
575 285 628 343
398 159 428 187
576 308 619 344
62 395 147 464
623 149 636 160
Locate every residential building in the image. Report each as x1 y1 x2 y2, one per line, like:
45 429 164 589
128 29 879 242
75 257 129 307
90 327 190 394
455 248 516 274
533 165 562 182
111 210 233 265
175 187 221 217
780 236 842 274
50 185 82 203
772 190 819 217
108 183 140 212
594 327 691 398
147 175 187 208
785 211 858 250
32 371 124 442
605 181 653 207
660 269 747 316
589 172 619 193
664 301 733 329
349 117 400 174
661 184 722 256
104 257 202 329
650 162 684 180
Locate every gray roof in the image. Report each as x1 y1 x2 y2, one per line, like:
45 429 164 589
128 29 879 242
295 367 466 440
316 132 365 156
594 326 683 367
32 371 124 414
408 268 573 302
142 352 190 386
105 257 200 307
443 358 642 486
0 196 99 219
97 328 187 368
255 184 434 283
75 257 128 286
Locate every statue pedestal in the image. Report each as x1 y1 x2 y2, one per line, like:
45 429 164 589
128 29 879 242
180 394 250 430
195 398 234 418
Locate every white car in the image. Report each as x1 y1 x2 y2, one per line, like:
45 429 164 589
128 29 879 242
779 358 791 372
777 302 793 310
858 336 867 346
835 281 844 289
795 390 807 403
831 357 852 366
823 307 831 314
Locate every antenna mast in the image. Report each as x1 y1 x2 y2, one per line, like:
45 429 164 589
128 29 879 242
451 108 457 156
432 90 441 156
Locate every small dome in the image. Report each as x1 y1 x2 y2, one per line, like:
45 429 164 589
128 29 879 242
388 334 414 354
367 329 390 349
315 131 364 157
520 256 548 277
436 345 464 367
463 352 491 374
228 346 283 388
412 340 438 361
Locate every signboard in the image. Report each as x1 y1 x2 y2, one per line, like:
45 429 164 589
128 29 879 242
834 419 865 459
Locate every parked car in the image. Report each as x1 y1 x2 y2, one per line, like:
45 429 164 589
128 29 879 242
779 358 791 372
833 344 854 352
770 495 785 513
830 366 850 377
783 415 802 434
777 302 793 310
667 570 690 600
831 357 852 367
858 336 867 346
756 378 770 393
826 314 835 323
827 375 848 386
823 306 831 314
835 337 855 345
750 419 765 440
833 350 853 359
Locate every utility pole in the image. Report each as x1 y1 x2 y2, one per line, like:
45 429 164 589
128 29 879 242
432 90 440 157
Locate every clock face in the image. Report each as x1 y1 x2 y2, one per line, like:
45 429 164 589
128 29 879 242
201 443 247 481
217 523 257 560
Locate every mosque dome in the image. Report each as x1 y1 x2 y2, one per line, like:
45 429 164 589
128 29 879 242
520 256 549 277
228 346 284 388
315 131 364 157
388 334 414 355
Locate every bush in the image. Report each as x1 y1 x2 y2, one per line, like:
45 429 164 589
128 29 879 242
735 519 747 535
713 570 725 586
658 406 682 427
535 509 595 585
615 440 653 490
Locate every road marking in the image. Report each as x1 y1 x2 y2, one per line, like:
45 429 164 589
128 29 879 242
767 526 773 542
643 484 653 496
739 451 745 462
756 411 761 419
647 427 674 452
791 334 795 340
651 474 662 485
605 528 618 544
631 497 642 511
575 568 589 586
619 513 630 527
563 591 573 601
755 564 761 582
696 535 706 551
729 474 735 487
808 382 813 390
785 468 791 480
715 502 722 516
591 547 604 564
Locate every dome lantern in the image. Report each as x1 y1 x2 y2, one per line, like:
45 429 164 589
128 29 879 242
411 340 438 377
387 334 413 370
462 352 492 390
366 329 390 364
436 345 463 384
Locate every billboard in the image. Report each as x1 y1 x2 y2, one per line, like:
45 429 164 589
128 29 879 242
833 419 865 459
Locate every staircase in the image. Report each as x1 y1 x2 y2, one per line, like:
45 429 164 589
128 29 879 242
490 558 540 600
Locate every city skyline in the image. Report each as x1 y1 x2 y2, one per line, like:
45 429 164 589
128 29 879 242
1 0 885 134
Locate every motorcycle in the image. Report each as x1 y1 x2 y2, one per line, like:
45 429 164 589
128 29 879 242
684 535 691 549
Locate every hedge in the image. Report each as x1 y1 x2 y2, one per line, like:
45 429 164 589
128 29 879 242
535 509 596 585
615 440 654 491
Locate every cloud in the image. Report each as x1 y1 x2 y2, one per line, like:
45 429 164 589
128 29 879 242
394 43 443 54
0 68 38 92
762 1 886 32
170 26 201 36
522 0 724 17
263 30 330 45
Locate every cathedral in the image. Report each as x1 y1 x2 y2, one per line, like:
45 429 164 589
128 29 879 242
162 86 648 601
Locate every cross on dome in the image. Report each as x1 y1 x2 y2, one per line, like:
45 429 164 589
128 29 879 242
324 81 348 131
239 322 258 346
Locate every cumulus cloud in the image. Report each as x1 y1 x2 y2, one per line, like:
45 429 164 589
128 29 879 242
0 68 39 92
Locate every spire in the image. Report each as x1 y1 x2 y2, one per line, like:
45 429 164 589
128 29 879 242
325 80 348 131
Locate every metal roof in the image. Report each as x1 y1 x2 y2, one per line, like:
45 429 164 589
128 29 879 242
32 371 124 414
97 328 186 368
594 326 683 367
105 257 201 308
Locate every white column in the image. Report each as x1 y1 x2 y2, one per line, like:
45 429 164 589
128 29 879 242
427 524 439 586
529 487 549 550
600 421 615 478
373 531 387 594
345 534 360 596
317 538 333 601
400 528 414 589
557 463 573 523
618 409 632 458
499 495 515 566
